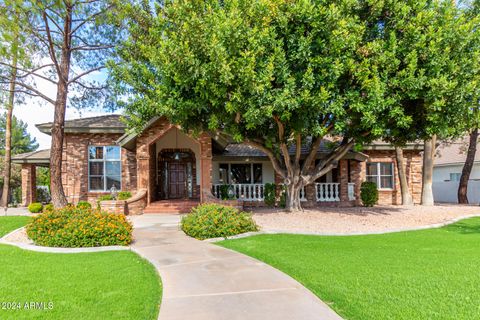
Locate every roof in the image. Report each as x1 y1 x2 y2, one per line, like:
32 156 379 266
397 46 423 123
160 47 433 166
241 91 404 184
11 149 50 165
212 140 368 161
435 137 480 166
36 114 127 135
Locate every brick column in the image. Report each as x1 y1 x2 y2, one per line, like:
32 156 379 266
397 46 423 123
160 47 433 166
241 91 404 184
199 133 212 203
351 160 366 206
339 160 349 202
21 164 36 206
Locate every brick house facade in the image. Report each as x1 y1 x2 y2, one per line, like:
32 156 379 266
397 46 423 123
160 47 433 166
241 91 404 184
13 115 424 212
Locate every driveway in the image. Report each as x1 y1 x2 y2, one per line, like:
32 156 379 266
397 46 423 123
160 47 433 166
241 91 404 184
129 214 342 320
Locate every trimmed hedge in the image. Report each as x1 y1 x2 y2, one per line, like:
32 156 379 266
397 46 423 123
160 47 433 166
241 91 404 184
28 202 43 213
264 183 276 207
26 207 133 247
181 203 258 240
43 203 54 213
361 181 379 207
118 191 132 200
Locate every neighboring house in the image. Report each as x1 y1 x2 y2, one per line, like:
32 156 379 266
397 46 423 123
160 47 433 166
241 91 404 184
12 115 424 213
433 139 480 204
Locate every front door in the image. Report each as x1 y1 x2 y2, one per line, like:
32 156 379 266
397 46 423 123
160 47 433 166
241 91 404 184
168 163 187 199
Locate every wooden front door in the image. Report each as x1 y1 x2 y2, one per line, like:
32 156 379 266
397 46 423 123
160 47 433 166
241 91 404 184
168 163 187 199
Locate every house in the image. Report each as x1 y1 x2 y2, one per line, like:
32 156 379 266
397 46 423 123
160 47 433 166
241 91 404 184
433 139 480 204
12 115 424 213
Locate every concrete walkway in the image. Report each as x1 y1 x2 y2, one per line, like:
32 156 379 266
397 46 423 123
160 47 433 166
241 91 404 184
130 215 342 320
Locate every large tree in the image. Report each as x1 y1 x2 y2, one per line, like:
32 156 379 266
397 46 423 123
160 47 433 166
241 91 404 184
113 0 413 211
0 0 121 208
358 0 479 205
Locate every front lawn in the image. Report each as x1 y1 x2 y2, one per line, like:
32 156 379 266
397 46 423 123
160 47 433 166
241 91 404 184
0 216 31 237
0 217 161 320
219 217 480 320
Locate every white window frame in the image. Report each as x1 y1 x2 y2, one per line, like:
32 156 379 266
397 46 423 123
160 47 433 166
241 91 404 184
88 145 122 192
366 162 394 190
219 163 263 184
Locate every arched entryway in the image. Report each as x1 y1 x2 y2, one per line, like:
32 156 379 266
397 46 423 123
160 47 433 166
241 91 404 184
157 149 197 200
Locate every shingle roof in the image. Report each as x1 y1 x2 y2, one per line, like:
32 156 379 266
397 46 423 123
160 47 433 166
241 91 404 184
11 149 50 164
36 114 127 135
435 137 480 166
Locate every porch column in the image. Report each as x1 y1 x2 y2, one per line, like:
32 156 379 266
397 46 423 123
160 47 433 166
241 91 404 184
199 133 212 202
351 160 366 206
339 160 349 202
21 164 36 206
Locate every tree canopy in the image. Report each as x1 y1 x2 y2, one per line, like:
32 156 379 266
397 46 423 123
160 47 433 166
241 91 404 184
0 114 38 156
113 0 479 210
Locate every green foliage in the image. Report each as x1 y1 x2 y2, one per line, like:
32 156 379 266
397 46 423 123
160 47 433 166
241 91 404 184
27 202 43 213
181 203 258 240
0 115 38 156
264 183 276 207
279 185 287 208
76 201 92 210
117 191 132 200
43 203 54 213
219 185 234 200
26 207 133 247
360 182 378 207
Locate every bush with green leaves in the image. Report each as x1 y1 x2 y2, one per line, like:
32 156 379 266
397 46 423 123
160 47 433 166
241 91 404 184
27 202 43 213
43 203 54 213
26 206 133 247
264 183 276 207
96 194 113 209
219 185 234 200
361 182 378 207
76 201 92 210
117 191 132 200
181 203 258 240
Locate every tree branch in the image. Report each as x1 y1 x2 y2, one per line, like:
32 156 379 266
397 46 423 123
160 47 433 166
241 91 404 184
244 140 287 179
309 139 356 182
9 81 55 105
301 123 334 176
70 5 114 35
68 65 106 84
42 10 62 76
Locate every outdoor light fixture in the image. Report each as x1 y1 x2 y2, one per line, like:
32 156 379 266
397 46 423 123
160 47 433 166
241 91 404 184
110 184 118 200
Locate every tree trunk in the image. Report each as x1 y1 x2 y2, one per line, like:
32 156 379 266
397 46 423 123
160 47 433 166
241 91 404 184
421 135 436 206
458 128 478 204
395 147 413 205
285 180 303 212
0 34 19 209
50 7 73 208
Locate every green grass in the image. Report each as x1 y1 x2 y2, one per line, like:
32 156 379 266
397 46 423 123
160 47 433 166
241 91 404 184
0 217 162 319
0 216 31 237
219 217 480 320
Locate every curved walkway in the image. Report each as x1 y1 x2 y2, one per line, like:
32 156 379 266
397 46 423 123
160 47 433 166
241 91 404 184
130 215 342 320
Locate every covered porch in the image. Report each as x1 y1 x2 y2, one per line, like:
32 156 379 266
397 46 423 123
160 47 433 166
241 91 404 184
11 149 50 206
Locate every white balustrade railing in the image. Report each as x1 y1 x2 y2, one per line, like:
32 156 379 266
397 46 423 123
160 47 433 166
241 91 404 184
212 184 264 201
299 186 307 202
348 183 355 201
315 183 340 202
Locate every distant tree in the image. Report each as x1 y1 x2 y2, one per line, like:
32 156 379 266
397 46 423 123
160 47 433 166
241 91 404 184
0 1 123 208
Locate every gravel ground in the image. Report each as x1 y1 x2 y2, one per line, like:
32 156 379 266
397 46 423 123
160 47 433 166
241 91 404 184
1 227 33 244
252 204 480 234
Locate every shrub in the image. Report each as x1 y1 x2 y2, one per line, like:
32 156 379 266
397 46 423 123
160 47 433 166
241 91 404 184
361 181 378 207
26 207 133 247
43 203 54 213
264 183 276 207
28 202 43 213
219 185 234 200
181 203 258 240
76 201 92 210
278 185 287 208
117 191 132 200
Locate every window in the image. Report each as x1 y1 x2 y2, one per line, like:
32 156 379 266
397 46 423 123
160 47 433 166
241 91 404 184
89 146 121 191
450 173 461 181
219 163 263 184
366 162 394 189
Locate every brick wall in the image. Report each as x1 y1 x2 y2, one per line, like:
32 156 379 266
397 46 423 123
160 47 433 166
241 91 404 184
61 133 137 205
358 150 423 205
